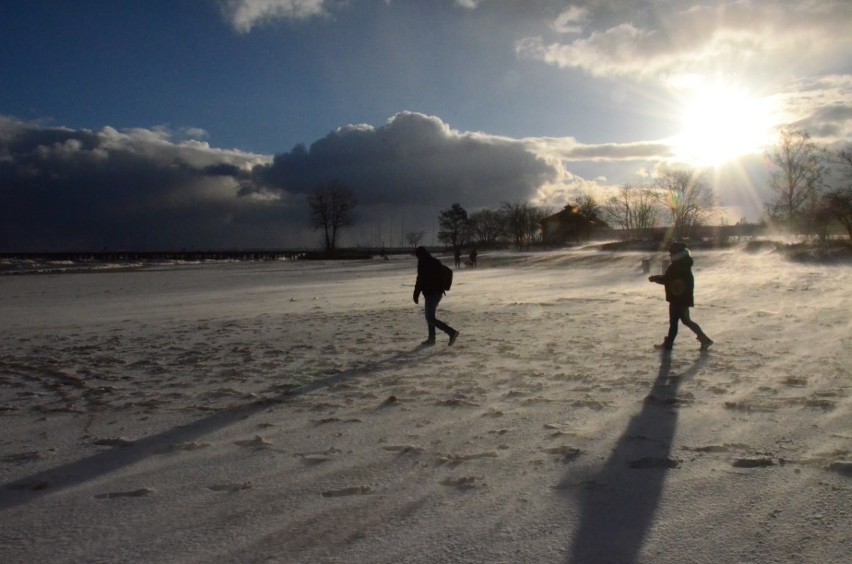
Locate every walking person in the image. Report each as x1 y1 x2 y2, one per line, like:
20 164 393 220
454 246 462 268
414 246 460 346
648 241 713 351
469 247 477 268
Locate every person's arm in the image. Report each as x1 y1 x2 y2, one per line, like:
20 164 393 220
649 262 674 284
413 266 422 304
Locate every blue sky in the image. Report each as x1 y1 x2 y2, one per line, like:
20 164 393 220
1 0 850 250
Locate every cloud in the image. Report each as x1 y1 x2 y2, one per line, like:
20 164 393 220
552 6 590 34
560 141 672 162
0 110 777 251
219 0 333 33
778 75 852 144
517 1 852 80
0 113 563 250
532 168 616 210
253 112 558 208
520 134 674 165
0 116 287 251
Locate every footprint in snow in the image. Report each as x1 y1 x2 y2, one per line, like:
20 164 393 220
95 487 155 499
321 485 373 498
208 482 253 492
628 457 679 469
731 457 776 468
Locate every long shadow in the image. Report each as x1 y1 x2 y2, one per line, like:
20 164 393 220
0 346 429 511
565 352 708 564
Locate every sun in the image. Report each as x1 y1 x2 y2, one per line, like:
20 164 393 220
671 83 777 167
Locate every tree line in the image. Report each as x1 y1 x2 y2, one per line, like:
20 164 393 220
428 167 716 250
765 129 852 240
306 129 852 253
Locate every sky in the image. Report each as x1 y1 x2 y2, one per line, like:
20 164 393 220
1 0 851 250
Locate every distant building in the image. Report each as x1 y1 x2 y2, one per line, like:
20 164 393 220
540 206 612 245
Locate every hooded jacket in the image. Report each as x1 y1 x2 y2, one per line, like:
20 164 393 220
414 247 446 299
652 249 695 306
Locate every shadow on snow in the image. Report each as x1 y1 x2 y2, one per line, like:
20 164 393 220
565 352 709 563
0 345 429 511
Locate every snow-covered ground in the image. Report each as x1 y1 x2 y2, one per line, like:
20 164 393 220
1 248 850 563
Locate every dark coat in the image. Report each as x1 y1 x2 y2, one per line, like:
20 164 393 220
414 249 445 299
652 252 695 307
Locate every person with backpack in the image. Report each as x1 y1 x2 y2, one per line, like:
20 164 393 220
413 246 460 346
648 241 713 351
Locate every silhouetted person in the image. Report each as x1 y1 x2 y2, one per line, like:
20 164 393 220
469 247 477 268
414 246 459 346
453 246 462 268
649 241 713 351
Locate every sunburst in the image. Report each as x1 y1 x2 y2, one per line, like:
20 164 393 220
671 82 778 167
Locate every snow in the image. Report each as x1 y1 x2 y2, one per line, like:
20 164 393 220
1 248 850 563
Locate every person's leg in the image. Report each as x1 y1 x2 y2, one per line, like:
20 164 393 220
680 307 713 347
424 293 440 340
665 302 681 347
425 293 455 337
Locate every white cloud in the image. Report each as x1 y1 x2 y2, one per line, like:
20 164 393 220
777 75 852 144
516 23 657 78
518 1 852 80
220 0 331 33
532 168 616 210
523 136 672 163
552 5 589 34
182 127 210 140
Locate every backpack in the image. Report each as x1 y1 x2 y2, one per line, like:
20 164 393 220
439 262 453 292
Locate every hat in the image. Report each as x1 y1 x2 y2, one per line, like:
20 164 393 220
668 241 687 254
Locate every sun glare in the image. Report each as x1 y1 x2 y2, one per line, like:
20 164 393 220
672 84 777 167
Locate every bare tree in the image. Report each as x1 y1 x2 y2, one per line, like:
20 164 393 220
838 148 852 181
603 185 634 235
468 208 505 246
532 206 552 244
821 189 852 240
603 184 659 240
807 193 834 241
573 192 600 220
820 147 852 239
502 202 529 249
766 128 827 233
307 181 357 254
569 192 606 240
437 203 470 250
656 170 713 240
405 230 425 248
501 201 550 249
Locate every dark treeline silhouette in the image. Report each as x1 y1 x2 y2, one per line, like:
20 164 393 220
0 250 308 262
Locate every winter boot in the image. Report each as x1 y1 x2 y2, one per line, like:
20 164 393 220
654 337 673 351
448 330 460 347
